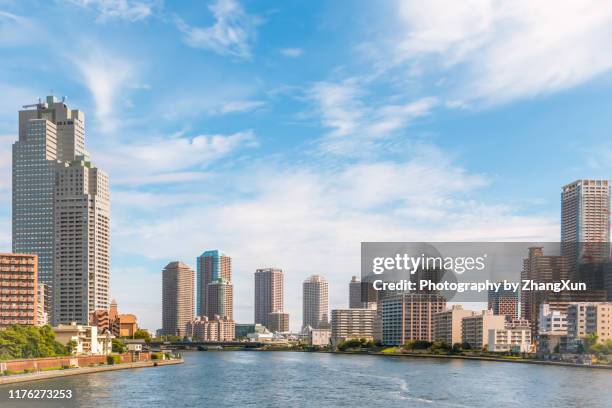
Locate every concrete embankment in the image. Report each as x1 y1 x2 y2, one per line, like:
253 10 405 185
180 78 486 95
0 359 183 385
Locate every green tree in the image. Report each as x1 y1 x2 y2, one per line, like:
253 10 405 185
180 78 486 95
66 340 78 354
0 325 67 360
112 338 127 353
132 329 151 342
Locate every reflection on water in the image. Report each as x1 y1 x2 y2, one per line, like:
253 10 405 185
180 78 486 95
0 352 611 408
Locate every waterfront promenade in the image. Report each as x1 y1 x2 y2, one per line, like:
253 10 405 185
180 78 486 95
0 359 183 385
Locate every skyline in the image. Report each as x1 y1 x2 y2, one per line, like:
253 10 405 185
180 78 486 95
4 1 612 331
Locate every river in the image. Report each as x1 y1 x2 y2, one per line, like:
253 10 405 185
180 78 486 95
1 351 611 407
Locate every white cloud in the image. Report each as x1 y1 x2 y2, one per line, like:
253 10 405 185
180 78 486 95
280 48 303 58
393 0 612 104
308 78 437 154
111 148 557 329
0 134 12 193
66 0 156 22
96 130 257 185
71 48 135 132
175 0 260 59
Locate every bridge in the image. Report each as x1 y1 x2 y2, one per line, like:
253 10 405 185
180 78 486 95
148 341 264 350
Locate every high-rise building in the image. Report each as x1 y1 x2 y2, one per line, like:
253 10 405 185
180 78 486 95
207 278 233 320
196 250 231 317
267 311 289 332
331 308 377 344
381 293 446 345
561 180 610 270
254 268 284 329
13 96 109 325
0 253 38 327
162 262 194 337
488 286 519 320
53 157 110 324
302 275 329 329
433 305 476 346
521 246 570 336
349 276 376 310
13 96 86 289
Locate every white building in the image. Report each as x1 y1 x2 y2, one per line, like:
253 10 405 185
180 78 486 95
487 319 532 353
538 303 568 335
53 322 113 355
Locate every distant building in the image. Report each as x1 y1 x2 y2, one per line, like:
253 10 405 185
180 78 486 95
90 299 138 337
254 268 284 329
381 293 446 345
538 303 568 335
235 323 266 339
267 311 289 332
90 309 111 333
302 275 329 329
186 315 235 342
53 322 114 355
561 180 610 271
488 286 518 320
461 310 506 350
487 319 532 353
303 326 331 346
197 250 231 318
349 276 376 310
207 278 233 320
162 261 194 337
433 305 476 346
0 253 38 327
567 302 612 346
331 308 377 345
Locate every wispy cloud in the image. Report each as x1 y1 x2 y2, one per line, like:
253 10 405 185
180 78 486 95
280 48 303 58
71 48 136 132
66 0 157 22
219 100 265 114
96 130 257 185
174 0 260 59
308 78 437 154
392 0 612 104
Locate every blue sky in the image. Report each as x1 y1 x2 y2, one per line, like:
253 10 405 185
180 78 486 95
2 0 612 331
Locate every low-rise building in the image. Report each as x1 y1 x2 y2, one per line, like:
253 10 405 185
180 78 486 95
0 253 38 327
53 322 114 355
186 315 235 342
235 323 266 339
538 303 568 335
566 302 612 347
461 310 506 350
331 308 377 345
433 305 476 346
487 319 532 353
267 311 290 332
37 283 49 326
302 326 331 346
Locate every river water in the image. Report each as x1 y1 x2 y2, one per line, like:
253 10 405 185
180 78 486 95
1 351 611 407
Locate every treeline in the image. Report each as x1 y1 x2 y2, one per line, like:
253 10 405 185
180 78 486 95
0 325 68 360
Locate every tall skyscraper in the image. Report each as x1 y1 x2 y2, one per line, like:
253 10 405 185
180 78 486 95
207 278 233 320
162 262 194 337
13 96 86 287
53 157 110 324
561 180 610 268
254 267 284 329
13 96 109 325
349 275 376 309
196 250 231 317
302 275 329 329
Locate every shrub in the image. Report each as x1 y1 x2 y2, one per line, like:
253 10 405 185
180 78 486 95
106 355 121 365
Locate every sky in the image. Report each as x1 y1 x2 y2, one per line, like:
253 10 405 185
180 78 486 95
2 0 612 331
